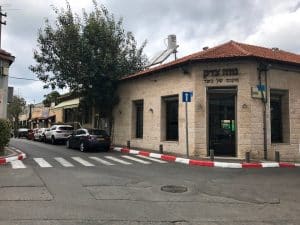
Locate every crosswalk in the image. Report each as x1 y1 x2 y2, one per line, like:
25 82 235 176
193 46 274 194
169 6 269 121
8 155 167 169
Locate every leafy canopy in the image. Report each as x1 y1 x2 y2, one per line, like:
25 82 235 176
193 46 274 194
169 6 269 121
43 91 60 107
7 95 26 124
0 119 11 150
30 1 147 117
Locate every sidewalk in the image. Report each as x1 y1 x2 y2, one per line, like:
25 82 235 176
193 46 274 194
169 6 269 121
112 146 300 169
0 146 26 165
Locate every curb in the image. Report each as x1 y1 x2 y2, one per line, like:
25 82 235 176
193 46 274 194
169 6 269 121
113 147 300 169
0 147 26 165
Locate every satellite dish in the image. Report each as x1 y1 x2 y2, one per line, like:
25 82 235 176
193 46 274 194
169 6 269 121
147 35 179 67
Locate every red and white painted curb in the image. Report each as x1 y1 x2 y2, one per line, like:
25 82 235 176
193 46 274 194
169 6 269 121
0 147 26 165
113 147 300 169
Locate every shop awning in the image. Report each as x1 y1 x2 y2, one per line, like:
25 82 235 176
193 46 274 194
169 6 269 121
54 98 80 109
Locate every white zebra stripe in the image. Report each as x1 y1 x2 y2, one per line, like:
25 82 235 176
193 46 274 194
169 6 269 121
104 156 132 165
55 157 74 167
33 158 52 168
11 160 26 169
121 155 151 164
136 155 167 163
71 157 95 167
89 157 115 165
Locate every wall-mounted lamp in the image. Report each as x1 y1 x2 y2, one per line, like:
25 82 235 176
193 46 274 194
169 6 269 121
149 108 154 113
242 103 248 109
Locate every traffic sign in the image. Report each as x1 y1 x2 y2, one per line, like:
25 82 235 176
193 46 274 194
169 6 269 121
182 91 193 102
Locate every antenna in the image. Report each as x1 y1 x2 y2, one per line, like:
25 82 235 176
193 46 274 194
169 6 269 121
147 35 179 67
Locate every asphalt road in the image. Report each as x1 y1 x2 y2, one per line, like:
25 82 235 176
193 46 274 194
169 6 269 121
0 138 299 225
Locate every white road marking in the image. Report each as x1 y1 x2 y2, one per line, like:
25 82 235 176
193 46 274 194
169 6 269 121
11 160 26 169
89 157 115 165
104 156 132 165
71 157 95 167
33 158 52 168
136 155 167 163
54 157 74 167
121 155 151 164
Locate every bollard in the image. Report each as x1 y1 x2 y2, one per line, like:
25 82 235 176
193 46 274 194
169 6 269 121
210 149 214 161
245 152 250 163
159 144 163 154
127 140 130 149
275 151 280 162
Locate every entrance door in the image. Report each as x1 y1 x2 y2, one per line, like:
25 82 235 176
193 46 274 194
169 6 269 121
208 89 236 156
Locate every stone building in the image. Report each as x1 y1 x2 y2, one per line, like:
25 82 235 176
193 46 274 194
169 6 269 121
112 40 300 162
0 49 14 118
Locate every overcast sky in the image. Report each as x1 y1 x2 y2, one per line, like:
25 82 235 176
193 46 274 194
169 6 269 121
2 0 300 104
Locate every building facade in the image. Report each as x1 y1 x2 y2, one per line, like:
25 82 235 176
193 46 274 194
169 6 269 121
112 41 300 162
0 49 14 118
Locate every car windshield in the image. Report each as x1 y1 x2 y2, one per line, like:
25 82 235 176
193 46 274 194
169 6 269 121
88 129 108 136
58 126 73 131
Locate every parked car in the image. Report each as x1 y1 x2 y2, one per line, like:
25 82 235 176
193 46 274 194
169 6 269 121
27 129 35 140
66 128 110 152
17 128 29 138
33 128 46 141
45 125 74 144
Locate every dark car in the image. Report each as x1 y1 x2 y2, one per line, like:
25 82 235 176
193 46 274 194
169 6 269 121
28 129 34 140
17 128 29 138
66 128 110 152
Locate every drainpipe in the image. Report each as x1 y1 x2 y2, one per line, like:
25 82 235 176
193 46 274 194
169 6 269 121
258 63 270 160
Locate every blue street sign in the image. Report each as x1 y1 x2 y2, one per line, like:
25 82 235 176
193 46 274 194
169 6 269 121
182 91 193 102
257 84 266 91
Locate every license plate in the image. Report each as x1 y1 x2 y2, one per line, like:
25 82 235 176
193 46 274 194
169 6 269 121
97 137 105 141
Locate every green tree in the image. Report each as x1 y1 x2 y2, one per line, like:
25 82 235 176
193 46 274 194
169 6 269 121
43 91 60 107
0 119 11 152
7 95 26 132
30 1 147 130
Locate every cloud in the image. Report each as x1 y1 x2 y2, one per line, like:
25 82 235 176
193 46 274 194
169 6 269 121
1 0 300 104
246 4 300 53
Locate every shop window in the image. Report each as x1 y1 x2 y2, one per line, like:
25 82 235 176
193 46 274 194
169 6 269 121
270 90 289 143
132 100 144 138
161 95 178 141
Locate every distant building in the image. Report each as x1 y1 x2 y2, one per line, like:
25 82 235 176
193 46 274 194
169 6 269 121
112 40 300 162
0 49 15 118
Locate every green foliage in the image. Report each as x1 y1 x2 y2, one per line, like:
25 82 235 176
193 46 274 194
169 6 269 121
30 0 147 118
0 119 11 150
7 95 26 130
43 91 60 107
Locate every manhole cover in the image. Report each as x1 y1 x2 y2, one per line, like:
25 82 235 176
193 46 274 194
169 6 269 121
161 185 187 193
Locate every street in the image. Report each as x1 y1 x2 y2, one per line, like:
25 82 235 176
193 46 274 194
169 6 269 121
0 138 299 225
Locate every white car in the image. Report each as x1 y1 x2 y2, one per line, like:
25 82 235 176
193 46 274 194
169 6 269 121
45 125 74 144
34 128 47 141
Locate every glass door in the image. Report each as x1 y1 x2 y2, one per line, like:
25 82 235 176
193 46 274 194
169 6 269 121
208 91 236 156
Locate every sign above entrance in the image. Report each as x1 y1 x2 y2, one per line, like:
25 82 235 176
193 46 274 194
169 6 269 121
203 68 239 84
182 91 193 102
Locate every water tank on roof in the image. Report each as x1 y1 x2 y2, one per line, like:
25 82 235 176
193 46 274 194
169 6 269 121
167 34 177 49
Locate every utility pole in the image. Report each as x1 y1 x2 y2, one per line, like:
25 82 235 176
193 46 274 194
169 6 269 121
0 6 7 48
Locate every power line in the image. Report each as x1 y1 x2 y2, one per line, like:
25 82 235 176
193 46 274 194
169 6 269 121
9 76 40 81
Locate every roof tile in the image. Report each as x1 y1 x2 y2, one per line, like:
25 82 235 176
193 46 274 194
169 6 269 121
123 40 300 80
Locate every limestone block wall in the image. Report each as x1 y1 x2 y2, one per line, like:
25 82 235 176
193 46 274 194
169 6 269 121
113 67 196 156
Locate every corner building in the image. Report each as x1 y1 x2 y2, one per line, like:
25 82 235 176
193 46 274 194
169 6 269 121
112 41 300 162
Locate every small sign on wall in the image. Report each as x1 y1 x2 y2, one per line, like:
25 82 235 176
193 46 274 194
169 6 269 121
251 86 265 99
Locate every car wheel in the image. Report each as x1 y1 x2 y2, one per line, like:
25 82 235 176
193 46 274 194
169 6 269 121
51 136 56 145
79 142 85 152
66 140 70 149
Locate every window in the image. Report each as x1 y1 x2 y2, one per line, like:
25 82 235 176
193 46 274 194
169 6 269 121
270 90 289 143
133 100 144 138
162 95 179 141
